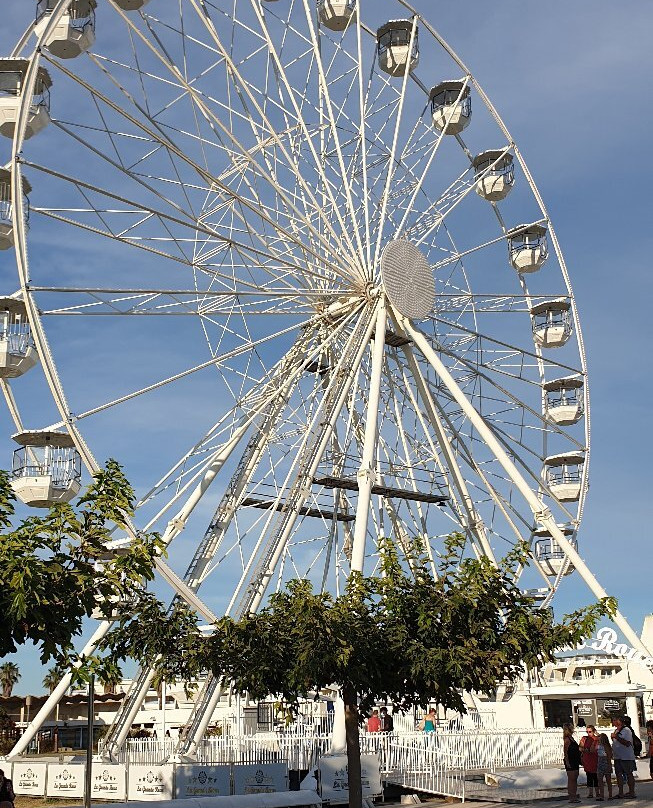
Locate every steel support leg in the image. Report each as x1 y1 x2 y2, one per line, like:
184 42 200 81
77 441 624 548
351 299 386 573
398 311 652 656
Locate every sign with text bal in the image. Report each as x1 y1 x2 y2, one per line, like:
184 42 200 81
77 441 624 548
128 765 174 801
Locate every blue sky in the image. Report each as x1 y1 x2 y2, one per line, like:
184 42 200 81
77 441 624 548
1 2 652 696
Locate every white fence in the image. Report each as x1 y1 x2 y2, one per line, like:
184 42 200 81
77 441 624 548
110 738 177 765
198 734 332 771
386 742 466 799
118 727 563 776
419 728 563 772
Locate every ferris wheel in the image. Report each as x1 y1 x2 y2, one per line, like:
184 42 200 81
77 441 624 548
1 0 643 759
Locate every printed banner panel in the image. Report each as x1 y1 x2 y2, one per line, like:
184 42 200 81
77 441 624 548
175 765 231 799
13 763 47 796
91 763 127 801
319 753 382 805
128 765 174 801
46 764 85 798
232 763 288 795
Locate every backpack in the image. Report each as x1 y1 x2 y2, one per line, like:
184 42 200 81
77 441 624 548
568 737 581 768
629 728 643 757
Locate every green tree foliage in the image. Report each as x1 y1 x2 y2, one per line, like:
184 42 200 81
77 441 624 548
102 534 614 808
0 706 18 755
0 662 20 697
42 665 65 694
0 460 165 674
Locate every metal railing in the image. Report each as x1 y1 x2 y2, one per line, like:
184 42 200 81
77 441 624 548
199 733 331 771
532 313 572 333
428 728 563 772
546 468 582 486
0 324 34 357
12 449 82 487
386 741 466 799
117 726 563 776
547 392 582 409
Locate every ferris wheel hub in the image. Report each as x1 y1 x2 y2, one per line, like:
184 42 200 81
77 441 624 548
380 239 435 320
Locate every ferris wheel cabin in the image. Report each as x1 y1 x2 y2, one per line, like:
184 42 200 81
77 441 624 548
0 169 31 251
473 150 514 202
507 223 548 273
0 297 38 379
530 298 572 348
533 525 577 578
377 20 419 77
317 0 356 31
543 452 585 502
11 430 81 507
543 376 584 426
0 59 51 140
113 0 150 9
34 0 96 60
429 80 471 135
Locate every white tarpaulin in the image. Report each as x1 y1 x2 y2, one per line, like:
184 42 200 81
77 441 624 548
46 764 85 798
232 763 288 795
128 765 174 801
329 696 346 754
175 765 231 799
91 763 127 801
318 754 382 805
57 791 321 808
13 762 47 796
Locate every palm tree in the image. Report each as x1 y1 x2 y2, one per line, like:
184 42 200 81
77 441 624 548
43 666 63 694
0 662 20 697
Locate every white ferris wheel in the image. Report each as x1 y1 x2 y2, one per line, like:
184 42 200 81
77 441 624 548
0 0 643 759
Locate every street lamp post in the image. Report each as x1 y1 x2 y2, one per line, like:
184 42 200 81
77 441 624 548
84 677 95 808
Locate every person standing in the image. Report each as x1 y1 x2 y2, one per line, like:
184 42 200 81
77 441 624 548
580 725 599 799
596 733 613 801
563 723 581 804
367 709 381 733
611 715 636 799
379 706 394 733
419 708 436 733
646 720 653 782
0 769 15 808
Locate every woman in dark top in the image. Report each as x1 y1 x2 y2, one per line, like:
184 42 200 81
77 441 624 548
0 769 15 808
564 723 581 803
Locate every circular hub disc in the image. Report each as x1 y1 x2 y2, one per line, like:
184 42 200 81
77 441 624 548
380 239 435 319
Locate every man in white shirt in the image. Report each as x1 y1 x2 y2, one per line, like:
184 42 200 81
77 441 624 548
611 716 636 799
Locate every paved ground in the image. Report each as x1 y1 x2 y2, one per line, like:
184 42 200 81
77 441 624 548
384 775 653 808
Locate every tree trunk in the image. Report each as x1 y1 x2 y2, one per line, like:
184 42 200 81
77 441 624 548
342 683 362 808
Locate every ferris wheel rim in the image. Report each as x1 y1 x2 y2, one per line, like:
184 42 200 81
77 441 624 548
5 0 591 607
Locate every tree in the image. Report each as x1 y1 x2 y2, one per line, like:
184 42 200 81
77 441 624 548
0 662 20 697
0 707 18 756
0 460 165 676
101 535 614 808
43 665 65 694
98 667 123 696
